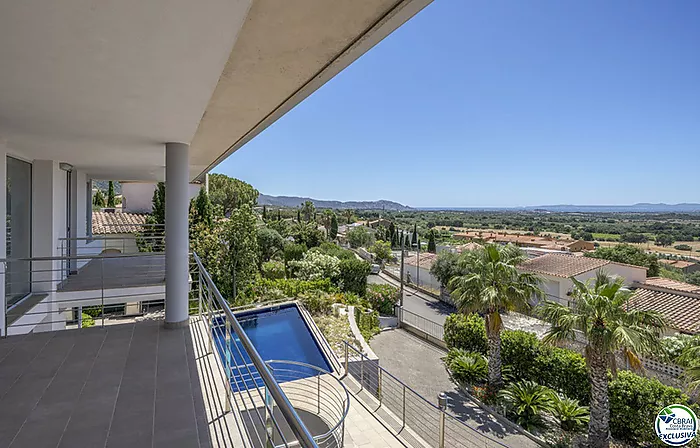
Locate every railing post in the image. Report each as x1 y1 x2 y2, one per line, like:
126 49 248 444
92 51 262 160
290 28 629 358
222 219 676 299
100 258 105 327
317 373 321 415
207 287 213 355
402 385 406 427
360 355 365 391
377 368 383 406
265 386 274 448
197 274 202 320
438 393 447 448
344 343 349 374
225 318 231 413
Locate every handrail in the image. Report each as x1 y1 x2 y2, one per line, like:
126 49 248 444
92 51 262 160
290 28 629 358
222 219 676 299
0 252 165 263
266 359 350 441
193 252 319 448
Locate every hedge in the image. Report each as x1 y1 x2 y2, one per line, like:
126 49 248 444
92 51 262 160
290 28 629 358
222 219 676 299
444 314 589 403
443 313 488 355
444 313 700 446
609 371 700 447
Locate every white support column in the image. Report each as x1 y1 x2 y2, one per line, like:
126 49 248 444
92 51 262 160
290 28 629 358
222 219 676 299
164 142 190 328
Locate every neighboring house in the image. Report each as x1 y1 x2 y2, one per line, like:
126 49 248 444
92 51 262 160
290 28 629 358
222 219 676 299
121 181 201 213
519 253 647 306
629 278 700 335
366 218 392 229
91 211 149 254
404 252 441 291
659 258 700 274
453 231 593 252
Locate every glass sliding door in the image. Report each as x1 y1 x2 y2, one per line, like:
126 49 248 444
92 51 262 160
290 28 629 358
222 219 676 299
6 157 32 307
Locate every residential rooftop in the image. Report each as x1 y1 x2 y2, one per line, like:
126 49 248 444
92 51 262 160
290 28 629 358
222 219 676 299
519 253 616 278
92 211 149 235
630 278 700 334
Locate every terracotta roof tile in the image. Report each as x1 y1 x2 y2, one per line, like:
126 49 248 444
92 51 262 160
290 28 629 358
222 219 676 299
519 253 611 278
641 277 700 294
629 282 700 334
405 252 438 270
92 211 148 235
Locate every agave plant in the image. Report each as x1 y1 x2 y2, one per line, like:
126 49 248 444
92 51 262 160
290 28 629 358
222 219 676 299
552 394 590 432
498 381 555 430
448 350 488 385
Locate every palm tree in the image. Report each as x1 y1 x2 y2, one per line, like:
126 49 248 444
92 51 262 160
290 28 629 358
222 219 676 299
538 272 666 448
448 244 542 391
682 346 700 392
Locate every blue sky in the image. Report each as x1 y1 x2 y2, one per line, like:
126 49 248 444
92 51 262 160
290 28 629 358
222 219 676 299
214 0 700 208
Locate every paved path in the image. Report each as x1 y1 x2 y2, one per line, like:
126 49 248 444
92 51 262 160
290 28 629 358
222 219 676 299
370 328 539 448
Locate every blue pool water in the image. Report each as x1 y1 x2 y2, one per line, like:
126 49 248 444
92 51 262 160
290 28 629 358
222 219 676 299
213 304 332 391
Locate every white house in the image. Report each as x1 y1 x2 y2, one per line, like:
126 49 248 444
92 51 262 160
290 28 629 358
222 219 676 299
519 253 647 307
121 181 202 213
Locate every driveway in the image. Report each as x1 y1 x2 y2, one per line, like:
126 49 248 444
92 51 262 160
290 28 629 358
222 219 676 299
370 328 539 448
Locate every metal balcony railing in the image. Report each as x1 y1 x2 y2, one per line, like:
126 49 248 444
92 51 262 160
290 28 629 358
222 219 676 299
342 341 510 448
2 252 169 335
194 252 349 448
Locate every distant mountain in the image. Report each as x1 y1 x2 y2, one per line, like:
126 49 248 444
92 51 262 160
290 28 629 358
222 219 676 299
93 180 122 194
419 203 700 213
258 194 411 211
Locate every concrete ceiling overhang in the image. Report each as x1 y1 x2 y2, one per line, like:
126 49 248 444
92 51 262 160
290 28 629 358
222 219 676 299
0 0 431 181
188 0 432 181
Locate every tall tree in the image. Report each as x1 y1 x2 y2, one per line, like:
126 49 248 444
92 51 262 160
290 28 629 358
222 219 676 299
538 273 666 448
344 209 354 225
297 209 301 222
190 187 214 228
301 200 315 222
256 226 284 266
411 223 418 247
262 205 267 221
404 234 410 248
107 181 116 207
208 173 259 216
277 209 282 221
449 244 543 392
388 221 396 243
329 214 338 240
427 231 437 253
93 189 106 208
150 182 166 225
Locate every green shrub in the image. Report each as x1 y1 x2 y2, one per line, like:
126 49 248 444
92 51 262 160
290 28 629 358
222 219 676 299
81 313 95 328
241 278 338 302
498 381 555 430
299 291 336 316
365 284 399 315
675 244 693 251
447 350 488 385
551 394 589 432
609 371 700 447
443 313 488 355
311 242 355 260
261 261 285 280
338 258 371 296
354 307 380 342
444 314 589 402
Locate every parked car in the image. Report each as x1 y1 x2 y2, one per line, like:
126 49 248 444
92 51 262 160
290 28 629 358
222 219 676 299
370 264 381 274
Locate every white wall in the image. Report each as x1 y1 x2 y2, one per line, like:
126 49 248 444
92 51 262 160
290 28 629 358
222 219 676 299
122 181 201 213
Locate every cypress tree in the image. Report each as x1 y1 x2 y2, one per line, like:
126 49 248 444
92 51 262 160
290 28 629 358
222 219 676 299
277 209 282 221
428 231 436 253
93 190 106 208
404 234 410 248
297 209 301 222
330 214 338 240
411 224 418 247
107 181 116 207
262 205 267 221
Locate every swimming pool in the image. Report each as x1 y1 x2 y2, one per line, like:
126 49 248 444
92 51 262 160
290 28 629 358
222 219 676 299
213 303 332 391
